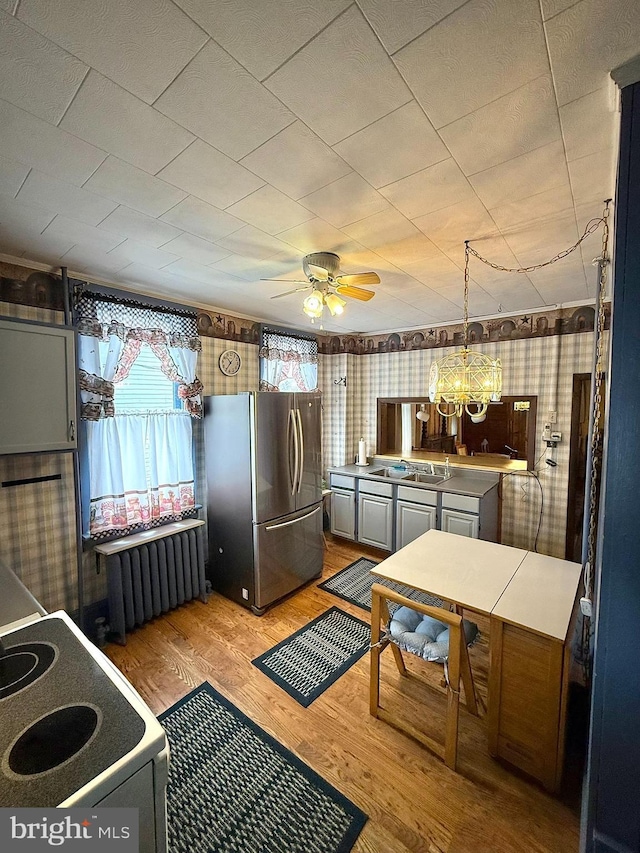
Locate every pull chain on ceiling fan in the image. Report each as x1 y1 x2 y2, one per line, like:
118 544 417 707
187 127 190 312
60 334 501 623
262 252 380 319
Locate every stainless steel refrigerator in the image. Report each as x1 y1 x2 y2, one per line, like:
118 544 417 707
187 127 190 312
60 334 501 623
204 392 323 614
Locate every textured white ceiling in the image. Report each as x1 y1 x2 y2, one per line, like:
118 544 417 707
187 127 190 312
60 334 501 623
0 0 635 333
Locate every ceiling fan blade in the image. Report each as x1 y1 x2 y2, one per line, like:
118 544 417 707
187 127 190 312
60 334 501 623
335 271 380 286
335 284 375 302
261 278 308 283
270 287 309 299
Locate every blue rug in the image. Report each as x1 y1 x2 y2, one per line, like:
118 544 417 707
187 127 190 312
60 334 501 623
159 682 367 853
252 606 370 708
318 557 444 613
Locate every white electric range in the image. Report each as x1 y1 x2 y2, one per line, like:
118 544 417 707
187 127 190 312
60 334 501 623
0 569 168 853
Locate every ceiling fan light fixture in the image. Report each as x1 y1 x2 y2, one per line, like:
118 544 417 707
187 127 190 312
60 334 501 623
302 290 324 318
324 292 346 316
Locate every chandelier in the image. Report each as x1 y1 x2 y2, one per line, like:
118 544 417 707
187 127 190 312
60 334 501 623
429 242 502 418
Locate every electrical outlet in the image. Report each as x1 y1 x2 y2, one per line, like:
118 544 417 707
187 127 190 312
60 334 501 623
548 410 557 424
542 424 551 442
242 588 249 600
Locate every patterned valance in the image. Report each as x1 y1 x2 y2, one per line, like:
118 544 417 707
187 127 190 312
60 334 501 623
75 289 202 420
259 329 318 392
259 330 318 365
76 292 200 351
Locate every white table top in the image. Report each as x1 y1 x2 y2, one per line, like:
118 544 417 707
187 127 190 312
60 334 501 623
492 551 583 641
370 529 528 616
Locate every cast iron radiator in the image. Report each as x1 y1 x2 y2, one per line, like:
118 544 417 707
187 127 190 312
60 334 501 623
95 520 208 644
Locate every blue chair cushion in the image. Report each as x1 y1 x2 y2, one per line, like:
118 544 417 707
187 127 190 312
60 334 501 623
388 605 479 663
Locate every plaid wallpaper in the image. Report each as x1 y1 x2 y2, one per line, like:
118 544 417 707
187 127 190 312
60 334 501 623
0 301 81 613
2 291 595 619
318 332 596 558
0 307 261 615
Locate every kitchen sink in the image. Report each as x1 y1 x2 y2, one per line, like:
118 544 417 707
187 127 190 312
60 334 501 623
368 468 413 479
407 472 448 485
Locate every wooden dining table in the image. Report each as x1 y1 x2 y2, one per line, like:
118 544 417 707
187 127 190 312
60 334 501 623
370 528 583 791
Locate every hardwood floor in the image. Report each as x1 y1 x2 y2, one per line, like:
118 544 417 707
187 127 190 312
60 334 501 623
106 535 580 853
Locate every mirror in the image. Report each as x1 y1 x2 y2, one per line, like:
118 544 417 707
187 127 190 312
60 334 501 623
376 396 537 470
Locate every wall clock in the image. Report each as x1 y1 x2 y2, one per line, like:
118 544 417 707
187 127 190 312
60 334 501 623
219 349 242 376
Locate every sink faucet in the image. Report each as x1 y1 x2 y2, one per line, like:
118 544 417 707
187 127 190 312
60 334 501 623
400 459 417 472
428 462 436 475
445 456 450 477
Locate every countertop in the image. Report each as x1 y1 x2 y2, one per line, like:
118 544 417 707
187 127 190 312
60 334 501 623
328 462 500 499
0 562 47 631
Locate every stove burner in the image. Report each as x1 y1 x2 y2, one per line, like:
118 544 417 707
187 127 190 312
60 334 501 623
0 642 57 700
6 704 101 777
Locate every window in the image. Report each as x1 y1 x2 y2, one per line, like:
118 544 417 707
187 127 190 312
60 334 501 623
112 343 179 412
76 290 202 539
259 327 318 392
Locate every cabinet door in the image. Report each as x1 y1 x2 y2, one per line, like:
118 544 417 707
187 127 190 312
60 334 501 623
330 488 355 540
396 500 437 550
0 319 76 454
441 508 480 538
358 493 393 551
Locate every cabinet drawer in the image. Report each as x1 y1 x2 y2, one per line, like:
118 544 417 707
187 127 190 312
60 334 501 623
330 474 355 490
441 492 480 513
396 485 437 506
358 478 393 498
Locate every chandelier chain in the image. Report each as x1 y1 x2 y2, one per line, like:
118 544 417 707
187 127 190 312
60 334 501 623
585 200 611 603
467 205 611 274
463 241 470 346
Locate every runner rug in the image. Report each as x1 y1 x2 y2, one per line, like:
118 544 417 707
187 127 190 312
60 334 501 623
318 557 444 613
251 606 370 707
159 682 367 853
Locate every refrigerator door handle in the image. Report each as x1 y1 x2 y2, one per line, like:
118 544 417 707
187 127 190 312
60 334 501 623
289 408 299 495
296 407 304 494
265 505 321 531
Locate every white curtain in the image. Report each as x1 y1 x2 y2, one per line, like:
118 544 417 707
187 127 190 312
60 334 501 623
86 413 195 535
147 413 195 514
259 330 318 392
78 328 123 420
168 342 202 415
76 291 200 538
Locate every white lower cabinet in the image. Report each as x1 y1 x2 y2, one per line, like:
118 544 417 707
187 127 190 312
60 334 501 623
358 493 393 550
441 508 480 538
396 500 437 549
330 488 356 540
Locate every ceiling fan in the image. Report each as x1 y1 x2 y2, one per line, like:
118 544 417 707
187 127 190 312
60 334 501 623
262 252 380 317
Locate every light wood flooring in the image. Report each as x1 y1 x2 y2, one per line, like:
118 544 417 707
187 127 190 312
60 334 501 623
106 535 581 853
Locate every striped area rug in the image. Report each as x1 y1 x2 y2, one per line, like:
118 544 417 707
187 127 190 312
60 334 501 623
159 682 367 853
318 557 444 613
251 606 370 707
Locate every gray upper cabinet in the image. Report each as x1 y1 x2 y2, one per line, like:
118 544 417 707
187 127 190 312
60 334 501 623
0 318 77 454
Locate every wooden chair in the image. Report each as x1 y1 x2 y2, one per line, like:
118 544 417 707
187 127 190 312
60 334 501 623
369 583 479 771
